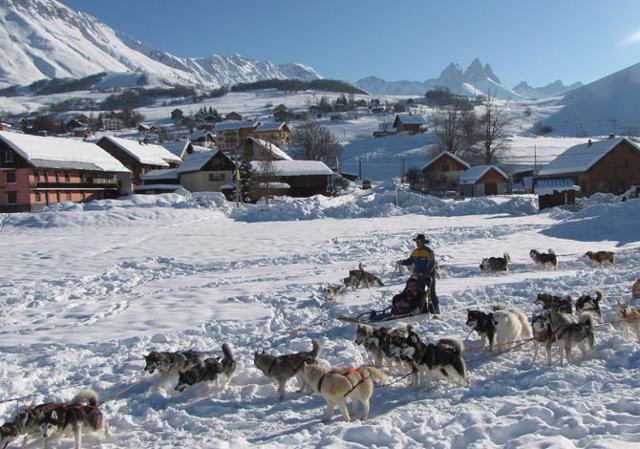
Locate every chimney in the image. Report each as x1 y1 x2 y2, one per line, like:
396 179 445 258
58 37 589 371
608 134 615 139
587 139 592 147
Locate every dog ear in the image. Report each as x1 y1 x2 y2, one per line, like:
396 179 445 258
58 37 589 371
50 411 57 421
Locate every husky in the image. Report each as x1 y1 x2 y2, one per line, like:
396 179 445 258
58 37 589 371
401 337 467 388
1 402 61 449
254 339 321 400
302 363 387 422
355 325 387 367
575 290 604 320
531 313 555 365
616 301 640 342
343 263 384 289
379 325 422 369
546 310 595 365
466 310 497 351
633 279 640 300
479 253 511 272
583 251 616 268
40 389 109 449
324 284 345 301
529 249 558 270
535 293 573 314
175 344 236 392
143 349 203 375
491 305 533 352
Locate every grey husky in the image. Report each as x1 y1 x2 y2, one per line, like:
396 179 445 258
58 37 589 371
39 389 109 449
479 253 511 272
143 349 203 375
1 402 61 449
175 344 236 391
547 310 596 365
254 339 321 400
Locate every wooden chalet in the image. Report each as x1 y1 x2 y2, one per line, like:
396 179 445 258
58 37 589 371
251 122 290 145
250 160 334 199
421 151 470 192
459 165 508 196
393 114 426 133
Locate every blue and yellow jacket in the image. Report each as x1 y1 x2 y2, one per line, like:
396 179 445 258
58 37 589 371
400 247 435 278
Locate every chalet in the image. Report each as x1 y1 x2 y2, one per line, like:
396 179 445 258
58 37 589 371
65 118 86 132
512 169 535 194
459 165 508 196
171 108 184 120
138 124 157 133
225 112 243 121
243 137 292 162
96 135 182 187
214 120 259 151
101 117 124 131
0 131 130 212
536 137 640 197
251 122 290 145
162 141 192 160
393 114 426 134
534 178 579 210
176 150 236 193
189 130 216 148
421 151 470 192
71 127 93 138
250 160 334 198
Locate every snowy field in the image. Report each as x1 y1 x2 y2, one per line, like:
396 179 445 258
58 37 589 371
1 187 640 448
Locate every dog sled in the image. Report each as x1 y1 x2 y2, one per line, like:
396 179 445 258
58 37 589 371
336 309 432 326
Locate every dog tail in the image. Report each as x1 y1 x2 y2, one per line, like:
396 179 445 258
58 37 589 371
596 290 604 301
375 276 384 286
437 337 464 354
548 249 555 255
362 366 387 381
358 262 364 271
503 253 511 263
222 343 234 362
579 312 595 328
310 339 322 359
512 308 533 339
491 304 506 311
72 389 99 406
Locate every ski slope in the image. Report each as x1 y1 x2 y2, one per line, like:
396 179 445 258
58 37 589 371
1 188 639 449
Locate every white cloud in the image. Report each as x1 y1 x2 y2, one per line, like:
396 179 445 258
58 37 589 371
623 30 640 45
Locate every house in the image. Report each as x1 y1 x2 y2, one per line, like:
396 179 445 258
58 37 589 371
0 122 11 131
65 118 87 132
393 114 427 134
459 165 509 196
101 117 124 131
214 120 259 150
243 137 292 162
512 169 535 194
138 124 157 133
176 150 236 193
250 160 334 198
96 135 182 186
251 122 290 145
135 168 182 195
534 178 579 210
0 131 130 212
225 112 243 121
421 151 470 192
71 127 93 138
188 130 216 148
171 108 184 120
536 137 640 197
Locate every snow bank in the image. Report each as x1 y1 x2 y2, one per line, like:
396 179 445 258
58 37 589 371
542 198 640 245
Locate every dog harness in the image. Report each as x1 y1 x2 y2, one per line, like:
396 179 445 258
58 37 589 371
316 368 367 397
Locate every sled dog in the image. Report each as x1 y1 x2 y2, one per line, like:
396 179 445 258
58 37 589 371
479 253 511 272
466 310 497 351
529 249 558 270
583 251 616 268
343 263 384 289
143 349 203 375
175 344 236 391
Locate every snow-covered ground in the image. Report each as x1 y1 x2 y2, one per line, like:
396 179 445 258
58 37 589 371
1 187 639 448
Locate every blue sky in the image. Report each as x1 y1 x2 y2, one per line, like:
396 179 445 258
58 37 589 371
60 0 640 87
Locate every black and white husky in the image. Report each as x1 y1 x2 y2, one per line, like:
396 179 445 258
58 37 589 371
546 310 596 365
401 336 467 387
465 310 497 351
1 402 60 449
175 344 236 391
529 249 558 270
575 290 604 320
143 349 203 375
39 389 109 449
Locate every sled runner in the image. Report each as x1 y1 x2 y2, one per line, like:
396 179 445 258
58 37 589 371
336 310 431 326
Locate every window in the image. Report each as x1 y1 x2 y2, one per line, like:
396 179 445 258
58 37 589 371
4 150 13 163
209 173 225 182
6 192 17 204
6 171 16 183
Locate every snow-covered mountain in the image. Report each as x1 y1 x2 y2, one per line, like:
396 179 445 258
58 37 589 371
542 62 640 136
513 80 582 99
356 59 579 100
0 0 322 88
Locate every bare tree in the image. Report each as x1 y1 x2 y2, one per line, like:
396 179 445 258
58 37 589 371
432 101 465 154
478 92 510 165
289 122 342 167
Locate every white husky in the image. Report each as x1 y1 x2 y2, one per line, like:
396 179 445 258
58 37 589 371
492 305 533 352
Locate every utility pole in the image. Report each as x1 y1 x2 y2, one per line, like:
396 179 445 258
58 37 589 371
234 148 240 207
401 157 405 182
533 145 537 175
358 157 362 180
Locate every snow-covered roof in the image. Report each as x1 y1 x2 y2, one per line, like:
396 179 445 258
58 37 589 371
395 114 426 125
189 130 215 140
256 182 291 189
254 122 288 133
177 150 229 174
459 165 508 184
215 120 258 131
534 178 580 195
0 131 129 172
422 151 470 171
251 160 334 176
100 136 182 167
247 137 292 161
538 137 640 177
161 141 190 158
140 168 180 181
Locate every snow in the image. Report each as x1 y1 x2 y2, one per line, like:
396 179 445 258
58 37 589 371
1 186 640 448
0 131 129 172
99 135 182 167
254 121 287 132
214 120 258 131
538 137 640 177
250 160 334 176
534 178 580 195
247 137 293 161
422 151 470 171
459 165 508 184
177 150 222 174
140 169 179 181
394 114 426 125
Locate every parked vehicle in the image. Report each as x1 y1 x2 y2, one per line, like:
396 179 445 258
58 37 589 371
361 179 372 189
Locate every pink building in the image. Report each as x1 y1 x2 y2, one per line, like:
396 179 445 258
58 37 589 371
0 131 130 213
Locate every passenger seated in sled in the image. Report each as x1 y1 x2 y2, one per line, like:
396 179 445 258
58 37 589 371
370 277 429 321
